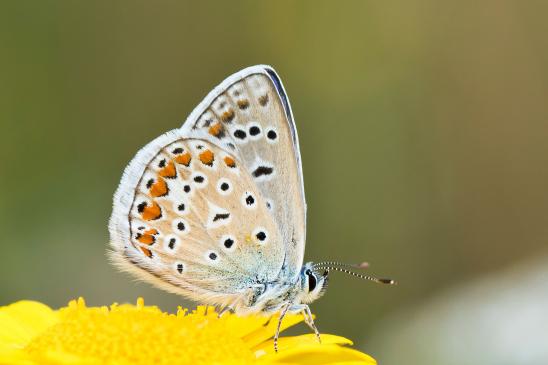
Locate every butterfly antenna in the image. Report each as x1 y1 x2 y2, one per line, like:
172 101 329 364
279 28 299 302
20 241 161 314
316 266 397 285
313 261 370 270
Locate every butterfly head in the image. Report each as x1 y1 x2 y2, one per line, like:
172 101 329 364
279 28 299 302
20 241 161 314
298 262 329 304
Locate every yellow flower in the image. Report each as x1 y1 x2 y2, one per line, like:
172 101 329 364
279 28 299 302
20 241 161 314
0 298 376 365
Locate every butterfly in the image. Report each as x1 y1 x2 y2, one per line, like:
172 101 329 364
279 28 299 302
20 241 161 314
109 65 395 350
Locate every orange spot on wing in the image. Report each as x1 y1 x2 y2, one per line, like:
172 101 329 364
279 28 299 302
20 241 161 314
208 122 223 137
258 94 269 106
139 246 153 257
145 228 158 236
237 99 250 110
136 228 159 245
175 152 191 166
159 161 177 178
141 201 162 221
149 177 168 197
224 156 236 168
221 109 235 123
199 149 214 166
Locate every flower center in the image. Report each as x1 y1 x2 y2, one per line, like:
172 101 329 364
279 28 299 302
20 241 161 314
24 298 255 365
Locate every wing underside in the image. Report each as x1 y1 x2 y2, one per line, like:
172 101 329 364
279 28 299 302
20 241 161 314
180 65 306 277
109 66 306 307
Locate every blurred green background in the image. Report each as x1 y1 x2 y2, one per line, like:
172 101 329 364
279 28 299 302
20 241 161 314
1 1 547 363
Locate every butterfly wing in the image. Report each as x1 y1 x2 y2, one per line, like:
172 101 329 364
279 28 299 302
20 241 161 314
109 131 285 308
180 65 307 279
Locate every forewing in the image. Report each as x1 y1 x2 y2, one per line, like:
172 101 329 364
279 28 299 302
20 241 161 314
109 131 285 307
180 65 306 277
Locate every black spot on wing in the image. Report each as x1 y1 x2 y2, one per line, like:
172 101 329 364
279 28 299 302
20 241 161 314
249 126 261 136
224 238 234 248
233 129 246 139
267 130 277 140
137 202 147 213
252 166 274 178
168 238 176 249
256 231 266 241
213 213 230 222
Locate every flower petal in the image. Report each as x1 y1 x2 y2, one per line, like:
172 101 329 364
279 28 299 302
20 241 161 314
257 341 376 364
254 333 353 356
241 313 304 348
0 301 57 355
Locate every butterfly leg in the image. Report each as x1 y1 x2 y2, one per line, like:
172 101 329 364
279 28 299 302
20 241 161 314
286 304 321 343
274 304 290 353
217 306 234 318
302 305 321 343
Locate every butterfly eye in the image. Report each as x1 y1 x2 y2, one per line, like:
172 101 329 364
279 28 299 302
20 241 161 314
242 192 256 209
306 270 317 292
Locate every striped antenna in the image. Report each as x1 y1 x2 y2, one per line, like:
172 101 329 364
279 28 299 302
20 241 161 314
315 266 397 285
313 261 370 270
